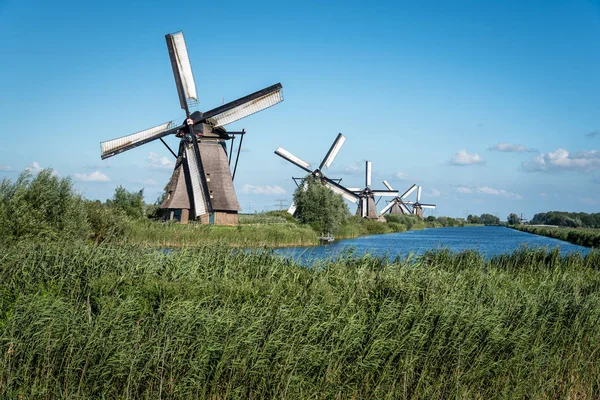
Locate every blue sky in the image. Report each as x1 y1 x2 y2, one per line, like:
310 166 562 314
0 0 599 219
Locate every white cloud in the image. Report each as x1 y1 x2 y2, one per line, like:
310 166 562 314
74 171 111 182
395 172 409 180
449 149 484 166
456 187 473 194
241 184 286 195
0 165 12 172
135 178 158 186
455 185 522 199
521 148 600 173
147 152 175 170
489 142 536 153
25 161 59 176
27 161 43 173
342 164 362 174
475 186 522 199
428 188 441 197
84 162 111 169
539 192 547 197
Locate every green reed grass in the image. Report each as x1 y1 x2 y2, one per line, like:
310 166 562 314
125 219 319 248
1 241 599 398
513 225 600 248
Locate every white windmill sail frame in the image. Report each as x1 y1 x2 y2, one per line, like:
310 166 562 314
324 181 359 204
401 184 418 199
322 134 346 169
366 161 372 188
169 31 198 104
383 180 394 191
184 145 208 217
275 147 311 170
213 89 283 127
380 200 395 214
372 190 398 197
100 121 175 157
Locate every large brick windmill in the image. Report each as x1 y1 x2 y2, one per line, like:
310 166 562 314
100 31 283 225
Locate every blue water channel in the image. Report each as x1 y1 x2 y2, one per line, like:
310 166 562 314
273 226 591 263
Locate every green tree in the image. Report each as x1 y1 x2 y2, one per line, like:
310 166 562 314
507 213 520 225
480 213 500 226
293 176 349 233
0 169 89 242
107 186 145 219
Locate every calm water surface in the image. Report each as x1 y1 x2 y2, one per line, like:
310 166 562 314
274 226 590 262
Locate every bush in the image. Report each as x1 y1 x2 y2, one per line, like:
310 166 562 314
84 200 128 243
293 176 349 233
0 170 90 243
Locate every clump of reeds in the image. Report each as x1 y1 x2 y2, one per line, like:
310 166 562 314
1 241 599 398
513 225 600 248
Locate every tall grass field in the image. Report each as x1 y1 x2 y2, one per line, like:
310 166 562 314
1 241 599 398
513 225 600 248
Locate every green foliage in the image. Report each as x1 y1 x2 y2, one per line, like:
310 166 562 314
529 211 600 228
0 169 90 243
480 213 501 225
467 214 481 224
106 185 145 219
125 218 318 247
84 200 127 243
1 241 600 398
293 176 349 233
507 213 520 225
384 214 426 230
513 225 600 248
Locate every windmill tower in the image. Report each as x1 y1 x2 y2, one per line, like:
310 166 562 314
412 186 436 217
275 133 359 213
100 31 283 225
379 182 417 215
350 161 398 219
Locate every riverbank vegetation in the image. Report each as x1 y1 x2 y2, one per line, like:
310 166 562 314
1 169 460 248
512 225 600 248
528 211 600 228
1 241 599 398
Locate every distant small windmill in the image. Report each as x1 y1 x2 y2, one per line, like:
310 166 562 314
350 162 398 219
100 31 283 225
275 133 359 214
411 186 436 217
379 182 417 215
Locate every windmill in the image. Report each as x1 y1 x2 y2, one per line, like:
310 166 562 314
379 182 417 215
350 161 398 219
411 186 436 217
100 31 283 225
274 133 359 214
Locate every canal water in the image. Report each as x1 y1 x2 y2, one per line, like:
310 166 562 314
273 226 590 262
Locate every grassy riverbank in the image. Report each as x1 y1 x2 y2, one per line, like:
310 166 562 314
512 225 600 248
1 241 599 398
126 219 320 248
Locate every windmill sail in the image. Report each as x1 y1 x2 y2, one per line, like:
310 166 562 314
184 145 209 217
201 84 283 127
101 121 179 159
274 147 312 172
166 31 198 112
319 133 346 170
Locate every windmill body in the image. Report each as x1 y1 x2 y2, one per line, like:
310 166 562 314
99 31 283 225
275 133 360 214
379 182 417 216
352 162 398 219
411 186 436 217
